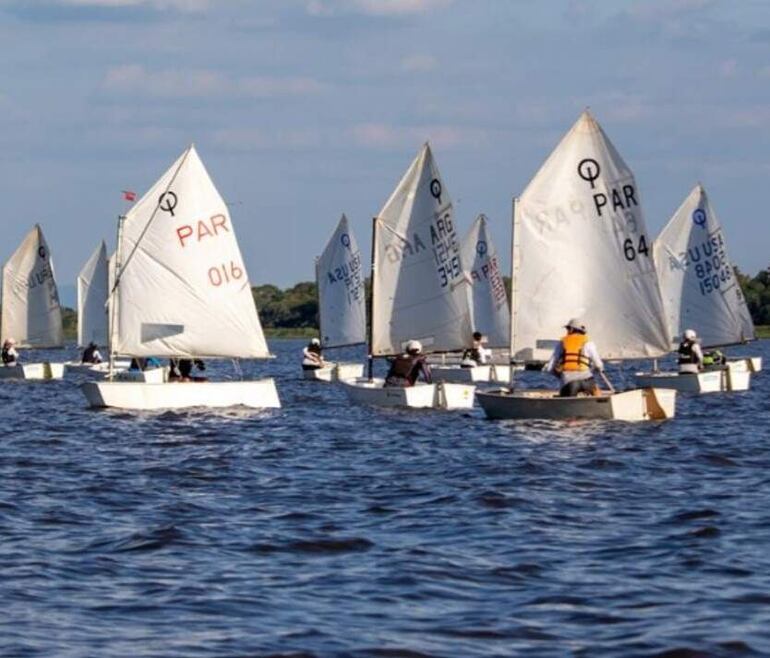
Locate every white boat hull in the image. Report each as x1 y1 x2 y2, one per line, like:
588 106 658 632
115 367 168 383
431 363 513 384
81 379 281 410
476 387 676 422
343 378 475 410
0 362 64 380
635 362 751 393
303 363 365 382
727 357 762 374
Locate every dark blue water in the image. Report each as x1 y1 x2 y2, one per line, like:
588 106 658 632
1 340 769 658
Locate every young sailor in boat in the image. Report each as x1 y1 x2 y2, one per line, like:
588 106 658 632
302 338 326 371
545 318 604 397
1 339 19 366
129 357 162 371
169 358 206 382
461 331 491 367
384 340 432 387
677 329 705 374
81 342 103 364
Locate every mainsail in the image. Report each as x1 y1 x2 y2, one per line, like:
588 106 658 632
111 145 270 359
77 241 109 347
1 225 63 348
461 214 509 348
316 214 366 348
371 143 473 355
654 184 755 348
511 111 670 361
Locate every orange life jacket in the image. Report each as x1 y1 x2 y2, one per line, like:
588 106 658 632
560 333 590 372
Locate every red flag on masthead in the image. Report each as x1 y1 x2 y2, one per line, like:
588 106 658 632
122 190 137 202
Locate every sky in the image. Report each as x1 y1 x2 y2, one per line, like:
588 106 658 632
1 0 768 303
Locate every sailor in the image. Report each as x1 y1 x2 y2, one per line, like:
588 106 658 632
461 331 491 367
384 340 432 387
302 338 326 371
677 329 704 374
81 342 103 364
545 318 604 397
1 338 19 366
169 358 206 381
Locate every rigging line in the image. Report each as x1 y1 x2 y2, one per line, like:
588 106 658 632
109 145 194 296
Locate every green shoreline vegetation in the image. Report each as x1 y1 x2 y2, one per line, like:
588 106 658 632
57 267 770 341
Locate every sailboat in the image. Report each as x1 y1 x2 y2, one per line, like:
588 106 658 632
432 213 512 384
342 143 475 409
307 214 366 382
634 185 757 393
476 111 676 421
0 225 65 380
80 145 280 410
77 241 109 348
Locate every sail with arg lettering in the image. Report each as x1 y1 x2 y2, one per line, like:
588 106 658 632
371 143 473 356
511 111 670 361
111 145 270 359
316 214 366 348
461 214 509 348
654 184 755 348
77 241 109 347
1 225 64 348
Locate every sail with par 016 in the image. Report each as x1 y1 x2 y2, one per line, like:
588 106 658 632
111 145 271 360
1 224 63 349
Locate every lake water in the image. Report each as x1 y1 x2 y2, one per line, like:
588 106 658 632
1 339 769 657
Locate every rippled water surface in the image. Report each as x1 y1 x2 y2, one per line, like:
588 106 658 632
1 339 770 657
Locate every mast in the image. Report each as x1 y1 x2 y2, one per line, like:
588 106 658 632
314 256 323 347
108 215 125 381
508 197 519 389
367 216 378 381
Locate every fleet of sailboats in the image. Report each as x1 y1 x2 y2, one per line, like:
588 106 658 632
0 120 762 418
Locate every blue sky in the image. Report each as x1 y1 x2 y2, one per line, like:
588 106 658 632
1 0 768 298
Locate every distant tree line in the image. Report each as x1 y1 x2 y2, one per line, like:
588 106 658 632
250 267 770 330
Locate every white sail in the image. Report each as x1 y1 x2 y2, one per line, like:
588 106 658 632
371 143 473 355
511 111 670 360
1 225 63 348
654 184 755 348
461 214 509 348
112 145 270 358
316 214 366 348
77 241 109 346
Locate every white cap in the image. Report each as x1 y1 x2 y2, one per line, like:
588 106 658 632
565 318 584 331
310 338 321 346
406 340 422 353
683 329 697 341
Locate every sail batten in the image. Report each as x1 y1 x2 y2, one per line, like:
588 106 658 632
317 214 366 348
112 145 270 359
510 111 671 361
654 184 755 349
371 143 473 356
1 225 64 348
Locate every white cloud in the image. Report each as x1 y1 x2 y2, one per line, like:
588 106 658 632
58 0 210 10
306 0 452 17
400 53 437 73
102 65 326 98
